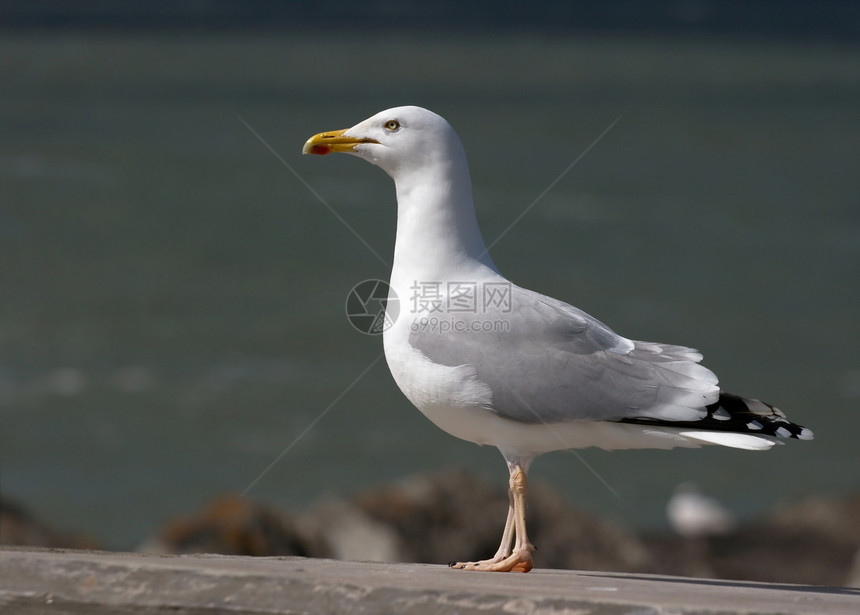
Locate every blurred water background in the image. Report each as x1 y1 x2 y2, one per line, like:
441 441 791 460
1 3 859 549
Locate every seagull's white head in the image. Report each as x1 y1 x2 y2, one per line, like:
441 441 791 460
302 106 468 181
303 106 492 270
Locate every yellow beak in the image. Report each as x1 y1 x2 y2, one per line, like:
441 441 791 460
302 128 378 155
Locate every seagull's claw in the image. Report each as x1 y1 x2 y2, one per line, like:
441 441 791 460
449 547 534 573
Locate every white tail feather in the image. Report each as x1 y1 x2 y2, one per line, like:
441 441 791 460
679 430 782 451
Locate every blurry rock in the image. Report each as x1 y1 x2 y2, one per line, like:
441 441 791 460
645 492 860 586
140 495 307 556
847 548 860 588
0 497 98 549
527 481 652 572
353 470 651 572
295 500 405 562
766 493 860 544
141 495 403 562
707 493 860 586
353 470 506 565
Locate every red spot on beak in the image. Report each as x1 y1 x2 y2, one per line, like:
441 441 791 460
309 144 331 155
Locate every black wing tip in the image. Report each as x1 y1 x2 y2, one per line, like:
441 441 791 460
709 391 813 441
797 427 815 440
620 391 813 441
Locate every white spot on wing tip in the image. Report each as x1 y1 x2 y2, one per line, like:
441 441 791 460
798 427 814 440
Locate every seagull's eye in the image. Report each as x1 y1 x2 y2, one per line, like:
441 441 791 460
384 119 400 132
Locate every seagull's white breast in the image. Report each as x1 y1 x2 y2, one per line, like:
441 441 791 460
383 322 497 445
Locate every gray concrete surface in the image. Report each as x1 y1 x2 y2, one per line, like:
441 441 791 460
1 547 858 614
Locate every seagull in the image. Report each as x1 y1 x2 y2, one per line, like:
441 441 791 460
666 482 737 539
302 106 813 573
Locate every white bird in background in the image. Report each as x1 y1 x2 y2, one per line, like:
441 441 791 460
667 482 737 539
303 106 813 572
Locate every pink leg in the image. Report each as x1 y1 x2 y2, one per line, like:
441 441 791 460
449 461 535 573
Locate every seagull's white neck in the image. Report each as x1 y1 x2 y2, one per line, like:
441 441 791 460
389 158 498 292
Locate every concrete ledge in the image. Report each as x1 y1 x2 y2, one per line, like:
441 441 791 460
1 548 858 615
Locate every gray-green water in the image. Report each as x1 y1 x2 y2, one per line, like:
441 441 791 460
2 31 858 549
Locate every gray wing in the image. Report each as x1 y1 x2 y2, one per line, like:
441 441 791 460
408 285 718 424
